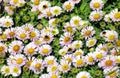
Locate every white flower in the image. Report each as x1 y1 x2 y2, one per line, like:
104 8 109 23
110 8 120 22
51 6 62 16
104 14 112 22
58 48 67 56
89 10 104 21
73 49 84 57
21 23 34 33
70 16 81 27
85 53 95 65
4 28 16 38
29 29 40 40
81 26 95 39
43 8 53 19
72 40 83 49
5 6 15 15
9 40 24 55
116 56 120 64
51 28 59 35
47 62 59 73
62 54 74 63
49 18 58 27
62 1 74 12
86 38 97 47
64 22 76 33
64 44 75 54
69 0 81 4
39 44 52 56
96 44 108 53
0 33 8 41
40 74 49 78
90 0 104 10
0 42 7 53
44 56 57 66
1 65 11 76
49 72 61 78
73 56 85 67
31 0 41 6
10 66 21 77
76 71 92 78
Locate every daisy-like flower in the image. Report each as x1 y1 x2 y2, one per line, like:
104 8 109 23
116 56 120 64
1 65 11 76
60 32 73 46
64 44 75 54
86 38 97 47
72 40 83 49
40 74 49 78
5 5 15 15
9 40 24 55
78 20 89 30
70 16 81 27
47 62 59 73
73 56 85 67
76 71 92 78
10 0 26 7
110 48 119 56
44 56 57 66
89 10 104 21
51 28 59 35
43 8 53 19
62 54 73 63
90 0 104 10
96 44 108 53
30 59 44 74
16 29 29 41
110 8 120 22
24 43 38 56
41 27 52 33
69 0 81 4
93 51 106 62
0 16 14 28
49 72 61 78
0 33 8 41
51 6 62 16
104 14 112 22
38 12 45 19
33 38 43 46
73 49 84 57
100 30 108 37
4 28 16 38
29 29 40 40
25 57 36 68
81 26 95 39
49 18 58 27
0 43 7 54
31 0 41 6
104 30 118 42
62 1 74 12
98 55 116 69
10 54 26 67
85 53 95 65
21 23 34 33
39 44 52 56
59 59 71 73
64 22 76 33
41 32 54 44
10 66 21 77
38 1 51 12
58 48 67 56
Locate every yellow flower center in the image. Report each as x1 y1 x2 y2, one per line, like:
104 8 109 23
13 0 19 4
54 9 59 14
16 58 23 64
35 63 41 69
51 74 57 78
62 64 69 70
5 21 11 27
4 68 10 74
96 53 103 59
100 47 107 52
24 27 30 31
85 30 91 36
109 71 117 77
51 66 57 71
66 26 72 32
76 59 83 65
64 37 71 43
30 32 36 38
1 34 7 40
33 0 40 5
13 45 20 52
26 60 33 67
88 56 94 62
75 51 82 56
73 19 79 25
66 58 72 62
20 33 27 39
93 14 100 19
13 67 19 73
27 48 35 54
114 12 120 19
81 75 87 78
115 40 120 47
9 32 15 37
116 58 120 63
47 60 54 65
46 11 52 17
93 2 100 8
75 43 81 48
0 46 5 53
42 48 49 55
108 34 115 41
35 40 41 45
89 40 95 46
65 4 72 10
105 60 113 67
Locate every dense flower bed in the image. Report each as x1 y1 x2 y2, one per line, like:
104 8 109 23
0 0 120 78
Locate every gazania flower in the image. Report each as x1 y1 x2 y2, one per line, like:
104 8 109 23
38 1 51 12
104 30 118 42
0 43 7 54
96 44 108 53
86 38 97 47
51 6 62 16
1 65 11 76
70 16 81 27
76 71 92 78
72 40 83 49
62 1 74 12
98 55 116 69
110 8 120 22
85 53 95 65
73 56 85 67
39 44 52 56
81 26 95 39
73 49 84 57
89 10 104 21
9 40 24 55
24 43 38 56
60 32 73 46
44 56 57 66
47 62 59 73
30 59 44 74
90 0 104 10
4 28 16 38
10 66 21 77
59 59 71 73
69 0 81 4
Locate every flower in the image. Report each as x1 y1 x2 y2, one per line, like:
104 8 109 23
44 56 57 66
51 6 62 16
72 40 83 49
1 65 11 76
0 43 7 54
70 16 81 27
10 66 21 77
4 28 16 38
73 49 84 57
58 48 67 56
64 22 76 33
69 0 81 4
90 0 104 10
29 29 40 40
73 56 85 67
85 53 95 65
43 8 53 19
47 62 59 73
95 44 108 53
86 38 97 47
62 54 73 63
49 18 58 27
62 1 74 12
49 72 61 78
104 14 112 22
76 71 92 78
